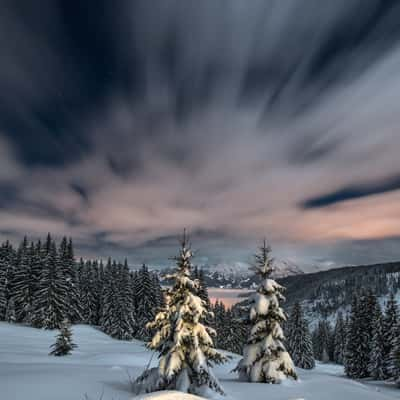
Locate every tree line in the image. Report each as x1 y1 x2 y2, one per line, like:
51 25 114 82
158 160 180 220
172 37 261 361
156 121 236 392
0 234 163 341
311 289 400 384
1 233 399 389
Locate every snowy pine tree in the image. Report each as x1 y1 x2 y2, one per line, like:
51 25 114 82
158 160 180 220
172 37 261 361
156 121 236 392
2 241 16 319
95 260 105 325
49 320 77 356
235 240 297 383
221 307 247 355
388 320 400 385
383 292 398 379
100 259 120 337
286 302 315 369
134 232 227 396
333 312 346 365
368 303 386 380
211 300 226 349
5 296 16 323
152 271 164 311
79 260 98 325
112 260 136 340
59 238 82 323
12 237 34 323
344 292 372 378
32 240 69 329
193 267 210 307
135 264 158 340
0 245 8 320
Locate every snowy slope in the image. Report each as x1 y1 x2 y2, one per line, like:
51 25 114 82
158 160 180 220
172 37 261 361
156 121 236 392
0 322 398 400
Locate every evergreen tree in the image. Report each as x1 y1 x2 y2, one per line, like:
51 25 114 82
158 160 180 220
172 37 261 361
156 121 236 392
30 241 43 317
12 237 34 323
211 300 226 349
221 307 247 355
5 296 16 323
368 303 386 380
312 320 333 363
32 240 69 329
333 312 346 364
100 259 120 336
383 292 398 379
152 272 164 311
134 232 227 395
344 292 372 378
235 240 297 383
193 267 210 307
59 238 82 323
111 260 136 339
80 260 98 324
388 320 400 385
3 241 16 316
49 320 77 356
96 260 105 325
135 264 158 340
0 244 9 319
286 302 315 369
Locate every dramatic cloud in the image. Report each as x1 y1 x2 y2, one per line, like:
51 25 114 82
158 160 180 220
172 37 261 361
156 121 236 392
302 174 400 208
0 1 400 268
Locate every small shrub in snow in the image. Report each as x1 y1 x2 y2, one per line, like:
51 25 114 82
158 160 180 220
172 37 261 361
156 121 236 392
49 320 77 356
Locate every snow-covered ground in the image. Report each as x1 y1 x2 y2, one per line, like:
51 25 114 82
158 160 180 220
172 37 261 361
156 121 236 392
0 322 398 400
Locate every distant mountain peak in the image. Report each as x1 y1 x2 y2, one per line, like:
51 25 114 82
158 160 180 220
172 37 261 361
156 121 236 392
202 259 304 279
271 259 305 279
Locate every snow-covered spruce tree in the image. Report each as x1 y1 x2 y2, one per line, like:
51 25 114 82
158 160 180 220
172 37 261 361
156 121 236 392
333 311 346 365
100 259 120 336
12 237 34 323
368 303 386 380
112 260 136 340
88 260 101 325
5 296 16 323
0 246 8 320
59 238 83 323
344 291 373 378
32 240 69 329
286 302 315 370
388 320 400 386
383 292 398 379
135 264 158 340
134 232 227 396
49 319 77 356
79 260 98 325
211 300 226 349
193 267 210 308
220 307 246 355
2 241 16 318
235 240 297 383
152 271 165 311
95 260 105 325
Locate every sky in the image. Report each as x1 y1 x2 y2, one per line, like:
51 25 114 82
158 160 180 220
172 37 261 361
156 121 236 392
1 0 400 270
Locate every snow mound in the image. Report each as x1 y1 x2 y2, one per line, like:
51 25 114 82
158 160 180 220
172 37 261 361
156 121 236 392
132 390 205 399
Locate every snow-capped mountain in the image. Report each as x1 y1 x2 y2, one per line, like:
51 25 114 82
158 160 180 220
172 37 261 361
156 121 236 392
202 259 305 279
271 259 305 279
156 259 305 288
200 262 252 277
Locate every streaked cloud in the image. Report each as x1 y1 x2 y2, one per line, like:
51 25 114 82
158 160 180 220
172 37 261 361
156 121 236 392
0 1 399 268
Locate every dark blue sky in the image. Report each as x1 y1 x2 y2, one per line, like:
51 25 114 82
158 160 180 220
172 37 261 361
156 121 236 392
1 0 400 269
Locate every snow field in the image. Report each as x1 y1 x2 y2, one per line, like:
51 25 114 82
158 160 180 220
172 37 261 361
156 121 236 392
0 322 398 400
